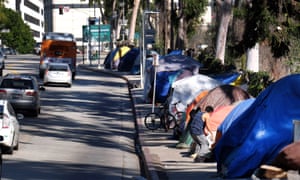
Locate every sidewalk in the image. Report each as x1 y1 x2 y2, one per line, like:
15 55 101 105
79 61 219 180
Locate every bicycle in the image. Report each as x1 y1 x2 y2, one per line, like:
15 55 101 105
144 101 177 131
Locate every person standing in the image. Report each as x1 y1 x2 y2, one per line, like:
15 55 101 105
189 106 214 162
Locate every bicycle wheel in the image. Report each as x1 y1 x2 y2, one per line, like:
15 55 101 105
164 112 177 130
144 112 161 130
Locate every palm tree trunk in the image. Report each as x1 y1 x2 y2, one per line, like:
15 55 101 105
215 0 232 64
128 0 140 43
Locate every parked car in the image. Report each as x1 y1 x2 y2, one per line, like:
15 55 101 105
34 42 41 55
3 47 17 55
0 49 6 76
0 74 45 117
43 63 72 87
0 99 23 154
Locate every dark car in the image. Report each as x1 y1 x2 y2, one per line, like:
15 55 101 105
0 74 45 116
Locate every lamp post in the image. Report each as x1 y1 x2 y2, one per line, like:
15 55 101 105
140 10 159 89
151 54 159 113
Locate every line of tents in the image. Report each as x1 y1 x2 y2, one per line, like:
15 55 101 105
104 45 299 178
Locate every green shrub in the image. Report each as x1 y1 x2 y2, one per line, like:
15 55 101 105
244 71 273 97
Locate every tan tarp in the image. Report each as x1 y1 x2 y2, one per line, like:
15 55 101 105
196 84 251 111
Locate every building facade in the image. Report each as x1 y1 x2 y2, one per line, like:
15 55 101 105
46 0 101 45
5 0 45 43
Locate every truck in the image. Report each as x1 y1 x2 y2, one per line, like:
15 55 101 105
39 32 77 79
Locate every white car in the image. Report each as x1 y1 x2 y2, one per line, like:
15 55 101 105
0 99 22 154
43 63 72 87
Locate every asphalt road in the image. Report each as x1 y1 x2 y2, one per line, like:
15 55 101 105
1 54 141 180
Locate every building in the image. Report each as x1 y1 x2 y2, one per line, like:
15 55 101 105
45 0 102 46
5 0 45 43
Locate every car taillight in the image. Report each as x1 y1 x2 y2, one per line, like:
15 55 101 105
25 90 37 96
0 89 7 98
0 89 7 94
2 114 10 128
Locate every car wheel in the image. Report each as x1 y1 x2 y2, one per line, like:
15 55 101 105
5 144 14 155
32 109 39 117
14 140 19 151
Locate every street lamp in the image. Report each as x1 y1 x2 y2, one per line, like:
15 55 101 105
140 10 159 89
151 54 159 113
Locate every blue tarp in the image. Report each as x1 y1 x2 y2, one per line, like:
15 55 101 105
147 54 202 103
210 72 241 84
215 74 300 178
103 48 118 69
104 47 140 73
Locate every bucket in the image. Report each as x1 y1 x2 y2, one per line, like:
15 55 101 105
293 120 300 142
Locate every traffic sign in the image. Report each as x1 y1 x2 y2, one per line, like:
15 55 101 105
82 24 111 42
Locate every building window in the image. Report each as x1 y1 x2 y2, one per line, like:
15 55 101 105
24 0 39 13
24 13 40 26
31 29 40 38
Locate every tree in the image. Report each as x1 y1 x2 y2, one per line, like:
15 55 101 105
152 0 208 52
128 0 140 43
215 0 233 64
0 0 8 30
0 7 35 53
232 0 300 79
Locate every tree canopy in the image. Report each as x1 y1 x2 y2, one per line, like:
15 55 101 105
0 7 35 53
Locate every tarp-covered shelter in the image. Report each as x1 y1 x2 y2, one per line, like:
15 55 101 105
145 54 202 103
103 45 131 70
169 74 223 114
210 72 241 85
215 74 300 178
118 47 140 72
218 98 256 135
196 84 251 111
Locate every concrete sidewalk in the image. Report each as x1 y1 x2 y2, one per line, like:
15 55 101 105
79 62 219 180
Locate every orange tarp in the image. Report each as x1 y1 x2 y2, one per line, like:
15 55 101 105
204 105 237 135
185 90 209 125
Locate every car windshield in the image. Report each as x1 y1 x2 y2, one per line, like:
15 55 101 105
0 79 33 89
49 65 68 71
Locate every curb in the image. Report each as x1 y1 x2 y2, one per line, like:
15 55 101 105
79 64 160 180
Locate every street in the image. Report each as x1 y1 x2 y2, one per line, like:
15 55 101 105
0 54 141 180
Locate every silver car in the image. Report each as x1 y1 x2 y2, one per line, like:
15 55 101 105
43 63 72 87
0 74 45 117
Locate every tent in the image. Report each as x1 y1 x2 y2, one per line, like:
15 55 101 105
145 54 202 103
218 98 256 135
196 84 252 111
169 74 223 114
215 74 300 178
210 72 241 85
118 47 140 72
111 46 131 69
103 46 131 70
